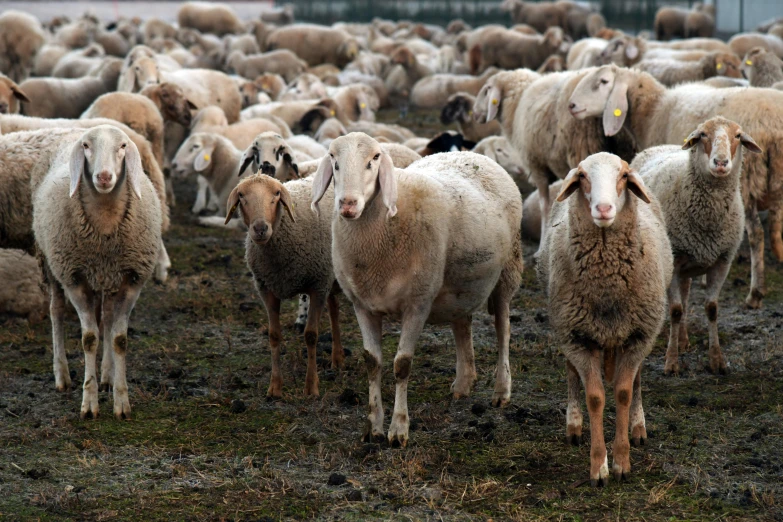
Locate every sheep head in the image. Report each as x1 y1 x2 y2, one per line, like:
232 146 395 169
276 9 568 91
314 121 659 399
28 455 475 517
568 64 629 137
0 74 30 114
712 52 741 78
171 133 215 179
142 82 196 126
556 152 649 228
238 132 301 181
224 175 295 242
311 132 396 220
682 116 761 178
69 125 143 199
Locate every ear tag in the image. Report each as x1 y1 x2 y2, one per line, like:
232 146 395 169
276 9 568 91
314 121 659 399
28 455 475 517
491 99 499 105
613 109 622 117
204 153 210 161
468 110 473 116
330 110 336 116
716 63 722 69
360 102 367 109
745 60 753 65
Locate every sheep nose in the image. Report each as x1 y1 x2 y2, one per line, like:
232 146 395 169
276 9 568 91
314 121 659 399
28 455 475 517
261 162 276 175
252 223 268 237
96 171 113 187
596 203 613 216
339 197 357 209
568 102 576 110
714 158 729 167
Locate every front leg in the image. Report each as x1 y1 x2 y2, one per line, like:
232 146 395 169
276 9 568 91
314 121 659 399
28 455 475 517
355 305 384 443
389 304 431 447
49 282 71 392
192 175 209 214
745 203 765 309
260 290 283 399
573 349 607 487
612 354 642 481
106 283 143 420
64 285 100 419
705 258 731 374
303 291 326 397
664 269 683 375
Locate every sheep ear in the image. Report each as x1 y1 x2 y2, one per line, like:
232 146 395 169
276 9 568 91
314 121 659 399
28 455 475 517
682 129 701 150
186 99 198 111
239 145 259 176
224 186 240 225
626 168 651 204
279 184 296 222
10 84 30 103
311 154 333 215
194 144 215 172
69 141 85 198
486 85 501 122
124 139 144 199
556 168 581 202
740 132 762 154
603 78 628 137
282 152 300 178
379 151 397 219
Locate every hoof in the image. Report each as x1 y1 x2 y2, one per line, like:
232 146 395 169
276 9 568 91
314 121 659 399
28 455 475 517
663 360 680 376
388 432 408 448
745 293 763 310
566 433 584 446
590 476 609 488
613 469 629 482
293 323 305 334
115 410 131 420
631 435 647 447
362 420 385 444
55 384 71 393
707 360 728 375
80 409 98 420
491 395 510 408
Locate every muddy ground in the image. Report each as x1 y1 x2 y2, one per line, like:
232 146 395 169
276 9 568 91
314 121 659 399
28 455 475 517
1 110 783 521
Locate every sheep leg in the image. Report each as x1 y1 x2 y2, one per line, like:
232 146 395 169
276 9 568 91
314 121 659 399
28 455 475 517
491 296 512 407
612 356 637 482
388 305 430 447
705 258 730 375
327 293 344 369
578 349 608 487
192 175 209 214
356 306 385 443
50 283 71 392
565 359 583 445
261 291 283 399
664 270 684 375
154 241 171 284
99 297 115 393
294 295 308 334
769 205 783 262
678 277 691 352
630 365 646 447
534 173 552 257
303 292 324 397
65 285 100 420
745 203 765 309
206 184 220 213
105 284 143 420
450 316 476 399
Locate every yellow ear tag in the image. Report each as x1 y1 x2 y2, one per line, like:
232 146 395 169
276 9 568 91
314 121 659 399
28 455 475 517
683 138 688 143
468 110 473 116
330 110 335 116
746 60 753 65
716 63 722 69
491 99 499 105
613 108 622 117
360 102 367 109
203 154 210 161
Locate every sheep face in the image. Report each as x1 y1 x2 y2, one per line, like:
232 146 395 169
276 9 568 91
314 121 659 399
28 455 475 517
598 36 640 67
714 53 741 78
0 75 29 114
125 56 160 93
682 116 761 177
69 125 144 199
740 47 767 81
440 93 472 125
172 133 214 179
473 82 501 124
311 132 396 220
568 65 628 137
556 152 650 228
238 132 300 181
153 82 196 126
224 175 295 243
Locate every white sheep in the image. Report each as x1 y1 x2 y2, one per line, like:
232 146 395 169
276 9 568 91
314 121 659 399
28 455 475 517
538 152 672 486
32 125 162 419
0 249 48 324
631 117 761 375
0 10 46 82
311 133 523 446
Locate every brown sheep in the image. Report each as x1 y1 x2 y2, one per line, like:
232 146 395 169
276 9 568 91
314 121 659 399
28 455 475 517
265 25 360 68
501 0 565 33
177 1 245 37
0 74 30 114
741 47 783 88
0 10 47 82
471 26 567 73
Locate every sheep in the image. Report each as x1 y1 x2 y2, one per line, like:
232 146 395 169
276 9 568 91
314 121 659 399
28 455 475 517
143 18 178 44
472 135 534 194
18 61 120 119
224 174 342 398
562 2 606 39
538 54 566 73
226 50 307 83
567 64 783 309
32 125 162 418
538 152 672 486
633 52 742 87
254 73 287 101
177 1 244 37
314 117 347 146
597 35 645 68
440 92 501 143
346 121 417 143
469 26 567 73
409 67 499 109
654 5 710 41
379 142 421 168
567 38 612 70
242 99 341 131
0 10 47 82
729 32 783 60
650 37 731 54
500 0 564 33
191 106 292 150
265 25 359 68
0 249 48 324
741 47 783 88
53 17 99 49
260 4 295 26
0 74 30 115
520 181 561 242
630 117 759 376
51 44 107 79
33 44 70 77
280 74 328 102
473 68 637 250
223 34 261 59
236 131 307 182
311 133 523 445
384 46 434 101
685 8 716 38
140 82 197 128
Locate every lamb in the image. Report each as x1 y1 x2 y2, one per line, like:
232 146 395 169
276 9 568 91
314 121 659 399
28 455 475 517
741 47 783 88
19 61 120 119
0 249 48 324
472 135 534 194
440 92 501 143
224 174 343 398
191 106 291 150
311 133 523 446
279 73 328 102
567 37 620 70
469 26 567 73
32 125 162 419
568 64 783 309
265 25 360 68
0 74 30 114
177 2 245 36
538 152 672 487
33 44 70 77
236 131 306 182
226 50 307 83
473 68 637 250
0 10 47 82
633 52 741 87
409 67 499 109
729 32 783 59
631 117 760 375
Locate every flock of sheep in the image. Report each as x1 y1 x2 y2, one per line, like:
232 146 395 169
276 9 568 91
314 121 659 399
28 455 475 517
0 0 782 487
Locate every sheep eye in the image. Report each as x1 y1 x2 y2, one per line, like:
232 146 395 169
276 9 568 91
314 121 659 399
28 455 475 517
373 153 380 160
736 134 742 139
600 79 609 85
120 143 127 149
275 190 280 196
334 163 339 171
700 132 707 138
622 173 628 179
83 143 89 149
578 172 585 179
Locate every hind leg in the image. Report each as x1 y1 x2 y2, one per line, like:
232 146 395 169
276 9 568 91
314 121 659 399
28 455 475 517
450 316 476 398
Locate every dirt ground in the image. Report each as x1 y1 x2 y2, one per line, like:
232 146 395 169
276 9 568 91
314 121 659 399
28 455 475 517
1 110 783 521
